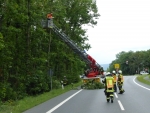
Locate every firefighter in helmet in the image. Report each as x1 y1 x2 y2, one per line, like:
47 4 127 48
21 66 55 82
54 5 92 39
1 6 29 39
112 70 117 92
46 12 54 28
47 12 53 20
62 76 68 86
117 70 125 94
102 72 114 103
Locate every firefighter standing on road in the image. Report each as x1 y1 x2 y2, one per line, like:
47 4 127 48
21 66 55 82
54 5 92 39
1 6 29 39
117 70 125 94
102 72 114 103
112 70 117 92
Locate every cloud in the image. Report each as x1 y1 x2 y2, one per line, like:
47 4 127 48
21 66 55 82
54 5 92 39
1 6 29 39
85 0 150 64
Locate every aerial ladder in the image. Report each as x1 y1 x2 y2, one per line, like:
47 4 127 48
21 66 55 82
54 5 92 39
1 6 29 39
41 18 104 87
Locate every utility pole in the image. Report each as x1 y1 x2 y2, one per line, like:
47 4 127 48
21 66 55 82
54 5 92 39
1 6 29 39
0 15 3 31
42 13 53 90
26 0 30 74
48 27 52 90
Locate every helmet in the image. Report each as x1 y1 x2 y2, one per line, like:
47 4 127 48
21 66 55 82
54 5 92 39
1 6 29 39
107 72 110 75
118 70 122 74
106 72 112 76
112 70 116 74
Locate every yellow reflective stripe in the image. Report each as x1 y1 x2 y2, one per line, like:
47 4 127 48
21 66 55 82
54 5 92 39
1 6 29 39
107 80 113 88
107 90 114 92
110 94 114 97
121 75 124 82
113 76 117 82
109 80 112 85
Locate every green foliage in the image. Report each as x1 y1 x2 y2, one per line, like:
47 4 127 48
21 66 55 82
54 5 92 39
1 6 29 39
109 50 150 75
0 82 17 101
137 75 150 85
52 79 61 89
67 75 80 84
81 80 104 89
26 71 50 95
0 33 5 50
0 0 99 102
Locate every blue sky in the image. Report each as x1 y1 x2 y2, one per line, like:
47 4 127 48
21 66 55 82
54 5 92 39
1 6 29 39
84 0 150 64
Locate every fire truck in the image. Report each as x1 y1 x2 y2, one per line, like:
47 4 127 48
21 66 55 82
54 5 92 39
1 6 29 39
41 18 104 89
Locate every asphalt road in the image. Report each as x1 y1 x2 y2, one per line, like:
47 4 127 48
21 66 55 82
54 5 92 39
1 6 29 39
23 76 150 113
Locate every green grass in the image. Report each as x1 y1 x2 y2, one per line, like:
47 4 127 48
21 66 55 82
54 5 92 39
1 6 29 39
136 74 150 85
0 82 82 113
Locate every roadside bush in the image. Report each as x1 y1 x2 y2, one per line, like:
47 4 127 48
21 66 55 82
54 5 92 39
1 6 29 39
0 82 17 101
52 80 61 89
81 81 104 89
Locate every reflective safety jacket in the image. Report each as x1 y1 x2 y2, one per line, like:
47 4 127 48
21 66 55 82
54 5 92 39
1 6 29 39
106 76 114 92
112 74 117 83
117 74 124 83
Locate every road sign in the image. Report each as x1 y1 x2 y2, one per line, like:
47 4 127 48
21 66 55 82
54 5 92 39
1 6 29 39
115 64 120 69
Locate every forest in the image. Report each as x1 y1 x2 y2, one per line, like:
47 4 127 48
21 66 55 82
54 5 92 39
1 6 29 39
0 0 100 101
109 50 150 75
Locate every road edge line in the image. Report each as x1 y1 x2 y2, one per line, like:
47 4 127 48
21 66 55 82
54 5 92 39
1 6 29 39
46 89 83 113
133 77 150 91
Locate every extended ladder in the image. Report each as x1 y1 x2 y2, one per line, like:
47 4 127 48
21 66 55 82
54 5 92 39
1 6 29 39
41 19 91 64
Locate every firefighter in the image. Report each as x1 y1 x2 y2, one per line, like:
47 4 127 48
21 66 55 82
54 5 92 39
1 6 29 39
117 70 125 94
102 72 114 103
112 70 117 92
62 76 68 86
47 12 54 28
47 13 53 20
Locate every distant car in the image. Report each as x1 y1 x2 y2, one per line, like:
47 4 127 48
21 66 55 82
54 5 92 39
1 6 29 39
140 71 149 75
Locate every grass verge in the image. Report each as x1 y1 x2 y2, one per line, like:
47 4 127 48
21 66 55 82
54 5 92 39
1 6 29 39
0 81 82 113
136 74 150 85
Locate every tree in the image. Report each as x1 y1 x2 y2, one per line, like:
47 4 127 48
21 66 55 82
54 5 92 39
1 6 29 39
0 0 100 101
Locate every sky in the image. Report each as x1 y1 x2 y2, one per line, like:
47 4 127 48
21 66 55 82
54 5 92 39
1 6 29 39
84 0 150 64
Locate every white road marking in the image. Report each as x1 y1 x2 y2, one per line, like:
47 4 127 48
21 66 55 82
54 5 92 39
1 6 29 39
46 89 83 113
133 77 150 91
118 100 125 110
114 92 118 98
116 76 150 111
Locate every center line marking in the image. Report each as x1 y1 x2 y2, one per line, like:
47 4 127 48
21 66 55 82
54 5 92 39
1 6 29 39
46 89 83 113
118 100 125 110
114 92 118 98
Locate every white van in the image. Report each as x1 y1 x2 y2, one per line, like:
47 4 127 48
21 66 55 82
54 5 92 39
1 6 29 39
140 71 149 75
